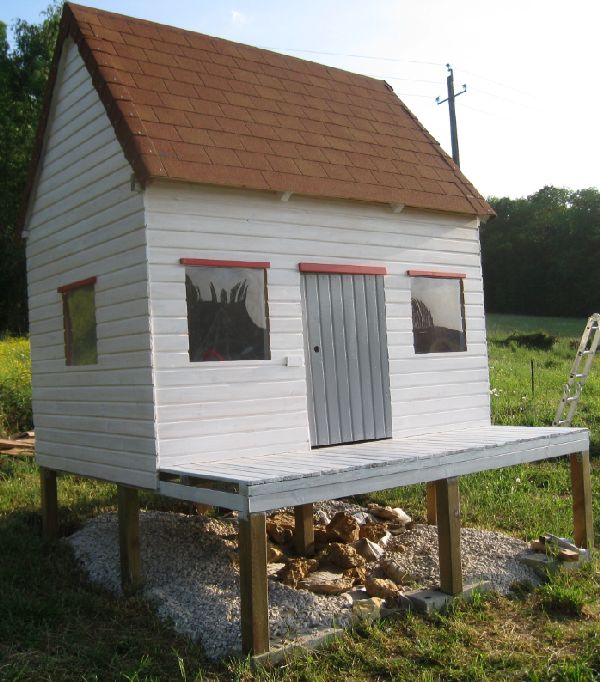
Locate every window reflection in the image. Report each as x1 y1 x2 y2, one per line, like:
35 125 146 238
411 277 466 354
185 266 270 361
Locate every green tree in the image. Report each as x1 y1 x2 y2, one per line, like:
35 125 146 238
0 3 61 334
481 186 600 317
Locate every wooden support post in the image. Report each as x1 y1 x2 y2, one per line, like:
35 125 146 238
40 468 59 542
117 486 143 595
435 477 463 595
426 481 437 525
294 503 315 556
238 511 269 656
570 451 594 549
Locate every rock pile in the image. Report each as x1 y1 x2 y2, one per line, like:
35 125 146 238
268 505 415 606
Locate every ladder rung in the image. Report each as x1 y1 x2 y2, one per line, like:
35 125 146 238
579 350 594 355
570 373 586 379
566 396 579 402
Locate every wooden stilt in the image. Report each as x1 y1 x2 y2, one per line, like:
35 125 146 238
40 468 58 542
435 477 463 595
117 486 143 594
238 511 269 655
426 481 437 525
570 451 594 549
294 503 315 556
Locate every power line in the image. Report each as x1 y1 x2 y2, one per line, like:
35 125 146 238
258 45 444 68
260 45 539 114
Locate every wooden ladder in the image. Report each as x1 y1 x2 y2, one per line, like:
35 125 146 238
553 313 600 427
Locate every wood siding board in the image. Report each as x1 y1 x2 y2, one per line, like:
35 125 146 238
341 274 364 440
179 257 270 268
299 262 387 275
147 180 491 464
26 40 155 488
318 273 342 444
354 275 375 440
407 269 466 279
330 275 353 442
376 276 393 433
303 274 327 444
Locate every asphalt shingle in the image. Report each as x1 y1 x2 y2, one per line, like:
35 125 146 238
27 3 494 219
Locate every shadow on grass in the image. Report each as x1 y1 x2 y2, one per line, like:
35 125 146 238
0 501 217 680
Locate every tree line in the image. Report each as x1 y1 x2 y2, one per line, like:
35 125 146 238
481 186 600 318
0 4 598 334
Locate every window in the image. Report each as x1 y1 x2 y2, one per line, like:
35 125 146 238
181 259 270 362
408 270 466 354
58 277 98 365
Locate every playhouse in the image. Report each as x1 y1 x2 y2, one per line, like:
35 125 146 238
21 4 593 656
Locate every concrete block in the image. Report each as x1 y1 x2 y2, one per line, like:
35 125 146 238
251 627 344 667
520 551 590 578
392 581 493 615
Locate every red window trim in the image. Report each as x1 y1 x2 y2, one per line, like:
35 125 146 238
299 262 387 275
407 270 466 279
180 258 270 269
57 276 97 294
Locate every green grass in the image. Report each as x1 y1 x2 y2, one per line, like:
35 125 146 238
1 316 599 680
0 336 31 437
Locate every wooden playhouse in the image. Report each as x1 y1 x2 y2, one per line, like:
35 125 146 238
21 4 593 655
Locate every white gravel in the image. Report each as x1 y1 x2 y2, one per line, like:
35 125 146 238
66 505 540 659
67 511 352 659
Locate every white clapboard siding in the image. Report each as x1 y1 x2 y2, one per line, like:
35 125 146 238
146 182 491 467
25 38 156 486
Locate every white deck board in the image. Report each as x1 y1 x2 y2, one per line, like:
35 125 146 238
159 426 589 511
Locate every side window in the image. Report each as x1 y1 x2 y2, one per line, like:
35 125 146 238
408 270 466 354
58 277 98 366
180 259 270 362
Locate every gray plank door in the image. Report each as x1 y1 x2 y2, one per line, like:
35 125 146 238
302 272 392 447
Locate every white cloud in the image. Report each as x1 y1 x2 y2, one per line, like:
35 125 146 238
230 10 247 25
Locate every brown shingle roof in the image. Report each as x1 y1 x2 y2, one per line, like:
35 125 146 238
23 3 494 222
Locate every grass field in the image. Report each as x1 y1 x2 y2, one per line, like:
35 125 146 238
0 315 598 681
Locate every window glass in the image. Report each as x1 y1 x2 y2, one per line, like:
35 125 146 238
185 266 270 362
64 284 98 365
411 277 466 354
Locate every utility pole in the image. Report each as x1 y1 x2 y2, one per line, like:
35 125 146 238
436 64 466 167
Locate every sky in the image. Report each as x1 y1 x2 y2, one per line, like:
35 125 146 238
3 0 599 199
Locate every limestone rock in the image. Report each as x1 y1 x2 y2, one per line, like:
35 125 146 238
365 577 401 600
314 526 329 550
277 558 319 587
266 512 295 545
326 511 360 543
359 523 388 543
381 557 411 585
267 543 284 563
352 597 384 623
353 537 385 562
297 570 355 595
351 511 372 525
322 542 365 569
343 565 368 586
314 510 331 526
367 504 411 525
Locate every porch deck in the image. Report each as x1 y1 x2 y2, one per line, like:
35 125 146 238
158 425 589 513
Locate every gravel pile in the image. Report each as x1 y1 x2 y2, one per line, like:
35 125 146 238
384 524 540 594
66 505 540 659
67 511 352 659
